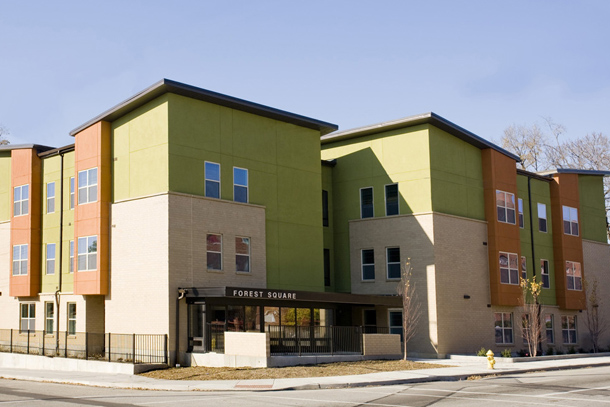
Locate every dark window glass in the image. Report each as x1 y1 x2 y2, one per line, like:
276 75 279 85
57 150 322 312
361 188 373 218
385 184 399 216
362 249 375 280
322 190 329 227
323 249 331 287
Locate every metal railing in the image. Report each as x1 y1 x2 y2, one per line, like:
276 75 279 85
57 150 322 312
206 323 226 353
268 325 365 356
0 329 168 365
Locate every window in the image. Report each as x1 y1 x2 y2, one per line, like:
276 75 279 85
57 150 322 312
70 177 75 209
562 315 577 344
363 309 377 333
521 256 527 280
47 182 55 213
541 259 550 288
69 241 74 273
205 162 220 198
77 236 97 271
563 206 579 236
46 243 56 275
13 184 29 217
499 252 519 285
389 309 403 339
385 184 399 216
233 167 248 203
495 312 513 344
322 190 329 227
12 244 28 276
323 249 331 287
518 198 524 228
67 303 77 335
360 187 373 218
206 233 222 270
361 249 375 281
496 190 516 224
235 237 250 272
566 261 582 290
45 302 54 333
538 203 547 232
545 314 554 344
386 247 401 280
78 168 98 205
20 303 35 332
522 314 530 345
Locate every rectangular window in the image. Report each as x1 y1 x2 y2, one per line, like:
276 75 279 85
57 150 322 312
563 206 579 236
77 235 97 271
69 241 74 273
47 182 55 213
363 309 377 333
46 243 56 275
323 249 331 287
541 259 550 288
67 303 77 335
388 309 403 340
13 184 29 217
521 256 527 280
566 261 582 291
496 190 516 224
562 315 577 344
545 314 554 344
233 167 248 203
45 302 54 333
538 203 547 232
495 312 513 344
499 252 519 285
385 184 399 216
12 244 28 276
518 198 524 228
522 314 530 345
361 249 375 281
70 177 75 209
386 247 401 280
78 168 98 205
206 233 222 270
205 162 220 198
360 187 373 218
20 303 35 332
322 190 329 227
235 237 250 272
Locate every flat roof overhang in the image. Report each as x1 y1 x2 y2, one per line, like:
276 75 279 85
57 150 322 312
182 286 402 307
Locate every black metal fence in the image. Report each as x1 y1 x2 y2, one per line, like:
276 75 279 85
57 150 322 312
0 329 168 365
206 323 225 353
268 325 365 356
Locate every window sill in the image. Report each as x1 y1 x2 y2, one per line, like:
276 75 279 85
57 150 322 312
76 269 97 272
386 278 400 282
360 280 375 283
236 271 252 275
207 269 224 274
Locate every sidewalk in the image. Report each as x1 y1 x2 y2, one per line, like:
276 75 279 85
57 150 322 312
1 356 610 392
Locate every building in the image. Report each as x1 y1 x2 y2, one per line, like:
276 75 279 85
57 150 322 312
1 81 608 365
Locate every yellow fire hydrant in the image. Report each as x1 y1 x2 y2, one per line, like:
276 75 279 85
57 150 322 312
486 350 496 370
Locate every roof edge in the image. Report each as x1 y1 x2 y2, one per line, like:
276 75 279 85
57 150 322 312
0 144 56 153
537 168 610 177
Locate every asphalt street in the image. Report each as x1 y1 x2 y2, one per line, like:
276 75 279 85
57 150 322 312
1 365 610 406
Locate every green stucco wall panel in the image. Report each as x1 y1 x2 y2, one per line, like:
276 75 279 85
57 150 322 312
578 175 607 242
0 152 11 221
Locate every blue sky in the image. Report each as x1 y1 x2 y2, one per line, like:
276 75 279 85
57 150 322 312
1 1 609 148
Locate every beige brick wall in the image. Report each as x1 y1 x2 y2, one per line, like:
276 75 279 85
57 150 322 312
224 332 269 357
363 333 401 356
582 239 610 350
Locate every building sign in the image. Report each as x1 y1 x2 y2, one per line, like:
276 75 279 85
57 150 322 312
229 288 297 300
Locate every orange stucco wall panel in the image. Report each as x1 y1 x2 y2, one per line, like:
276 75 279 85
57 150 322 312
73 121 111 296
482 149 522 306
550 174 585 310
9 149 42 297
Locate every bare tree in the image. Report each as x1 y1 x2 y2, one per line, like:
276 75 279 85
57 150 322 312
584 277 607 353
396 258 421 359
502 123 548 171
0 124 9 145
520 276 543 357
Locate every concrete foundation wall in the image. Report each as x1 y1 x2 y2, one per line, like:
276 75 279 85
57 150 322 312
225 332 269 358
0 353 162 374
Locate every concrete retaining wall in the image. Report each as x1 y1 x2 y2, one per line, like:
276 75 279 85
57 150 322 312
363 333 401 358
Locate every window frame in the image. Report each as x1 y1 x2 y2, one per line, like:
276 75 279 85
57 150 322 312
561 315 577 344
386 247 401 280
12 244 28 276
518 198 524 228
495 312 514 344
538 202 547 233
69 240 74 273
46 243 56 275
499 251 519 285
46 182 55 213
541 259 550 289
235 236 251 273
521 256 527 281
562 205 579 236
77 235 98 272
70 177 75 210
67 303 77 335
13 184 29 217
45 302 54 334
545 314 554 344
204 161 221 199
360 187 374 219
496 190 516 225
388 308 403 340
20 303 35 333
361 249 375 281
565 260 582 291
322 190 329 227
384 183 399 216
78 167 98 205
233 167 248 203
206 233 223 271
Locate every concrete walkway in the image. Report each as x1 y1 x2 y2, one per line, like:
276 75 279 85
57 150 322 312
1 356 610 392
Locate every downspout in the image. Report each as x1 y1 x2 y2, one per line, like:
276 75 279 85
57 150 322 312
55 151 65 355
176 288 188 366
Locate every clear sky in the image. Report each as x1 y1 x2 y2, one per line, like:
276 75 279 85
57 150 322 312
1 1 609 148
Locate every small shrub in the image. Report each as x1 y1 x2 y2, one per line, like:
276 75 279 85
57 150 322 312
501 349 512 358
568 346 576 354
556 348 564 355
476 347 488 356
546 346 555 356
